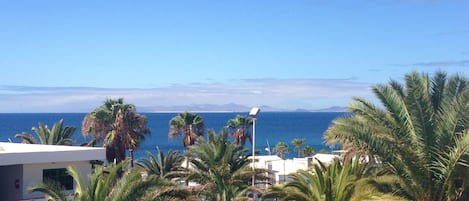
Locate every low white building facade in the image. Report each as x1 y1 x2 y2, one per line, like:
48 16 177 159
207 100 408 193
0 142 105 201
252 153 340 187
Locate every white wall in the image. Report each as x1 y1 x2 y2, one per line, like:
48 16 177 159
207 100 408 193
22 161 92 199
271 159 309 184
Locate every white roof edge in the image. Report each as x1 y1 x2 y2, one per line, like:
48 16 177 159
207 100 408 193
0 142 106 166
0 142 104 152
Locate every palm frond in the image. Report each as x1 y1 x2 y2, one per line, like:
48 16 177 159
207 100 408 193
14 132 39 144
324 71 469 201
28 179 67 201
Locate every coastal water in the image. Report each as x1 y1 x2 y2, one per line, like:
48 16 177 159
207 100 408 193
0 112 345 159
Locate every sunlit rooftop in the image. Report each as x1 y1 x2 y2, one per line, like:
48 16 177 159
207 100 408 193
0 142 105 166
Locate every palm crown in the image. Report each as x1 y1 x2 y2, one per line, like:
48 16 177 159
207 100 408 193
168 112 205 148
15 119 76 145
226 115 253 146
325 71 469 201
82 98 150 163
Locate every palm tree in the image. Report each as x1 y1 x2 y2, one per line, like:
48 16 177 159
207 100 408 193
181 128 268 201
29 162 125 201
28 180 67 201
262 157 391 201
273 141 289 159
291 138 305 158
324 71 469 201
30 161 190 201
301 145 316 157
82 98 150 164
137 146 185 179
168 112 204 148
106 168 190 201
319 148 329 154
15 119 76 145
226 115 253 147
68 162 124 201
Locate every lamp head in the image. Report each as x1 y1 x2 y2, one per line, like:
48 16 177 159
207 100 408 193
249 107 260 117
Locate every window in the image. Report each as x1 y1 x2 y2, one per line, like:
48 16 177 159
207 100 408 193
43 168 73 190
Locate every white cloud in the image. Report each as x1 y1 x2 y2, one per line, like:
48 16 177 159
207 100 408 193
0 78 374 112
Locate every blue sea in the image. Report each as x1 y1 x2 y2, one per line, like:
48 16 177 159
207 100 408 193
0 112 345 159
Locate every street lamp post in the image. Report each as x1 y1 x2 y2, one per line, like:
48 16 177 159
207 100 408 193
129 148 134 168
249 107 260 187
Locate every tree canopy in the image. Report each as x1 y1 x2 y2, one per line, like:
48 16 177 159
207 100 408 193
82 98 150 163
325 71 469 201
168 112 205 148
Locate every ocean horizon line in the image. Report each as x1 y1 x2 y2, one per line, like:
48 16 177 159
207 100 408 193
0 112 344 159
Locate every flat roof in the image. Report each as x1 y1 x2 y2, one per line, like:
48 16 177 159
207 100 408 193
249 155 283 161
312 153 339 164
0 142 105 166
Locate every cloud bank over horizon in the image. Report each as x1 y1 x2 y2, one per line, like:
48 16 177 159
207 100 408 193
0 78 374 113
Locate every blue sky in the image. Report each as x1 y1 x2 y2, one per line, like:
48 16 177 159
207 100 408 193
0 0 468 112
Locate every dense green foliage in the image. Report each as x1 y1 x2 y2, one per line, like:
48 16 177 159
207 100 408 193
325 71 469 201
137 146 185 179
30 161 190 201
180 128 267 201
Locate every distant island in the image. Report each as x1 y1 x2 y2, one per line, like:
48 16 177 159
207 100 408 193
140 103 347 113
309 106 348 112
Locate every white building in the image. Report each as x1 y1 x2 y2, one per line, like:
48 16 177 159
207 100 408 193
251 153 340 186
0 142 105 201
311 153 341 166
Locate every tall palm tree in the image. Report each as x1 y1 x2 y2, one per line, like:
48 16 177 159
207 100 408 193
181 128 268 201
291 138 305 158
137 146 185 179
273 141 289 159
324 71 469 201
15 119 76 145
226 115 253 147
168 112 204 148
82 98 150 164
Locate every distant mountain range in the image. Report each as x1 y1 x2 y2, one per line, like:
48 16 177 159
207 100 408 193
309 106 348 112
140 103 347 113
